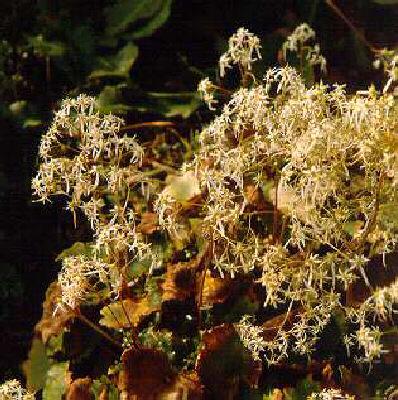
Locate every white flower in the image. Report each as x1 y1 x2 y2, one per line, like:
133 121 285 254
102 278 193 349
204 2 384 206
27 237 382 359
219 27 261 77
0 380 34 400
198 77 218 110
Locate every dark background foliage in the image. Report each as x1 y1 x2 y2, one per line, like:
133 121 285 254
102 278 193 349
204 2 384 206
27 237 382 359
0 0 397 382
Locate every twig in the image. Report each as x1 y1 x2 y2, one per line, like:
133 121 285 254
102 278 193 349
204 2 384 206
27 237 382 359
120 300 141 349
273 176 279 242
242 210 275 216
76 312 122 349
212 84 233 96
325 0 378 52
356 171 385 248
280 215 287 244
196 242 212 330
120 121 176 131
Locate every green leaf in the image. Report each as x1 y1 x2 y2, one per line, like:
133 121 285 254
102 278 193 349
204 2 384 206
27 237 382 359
90 43 139 79
290 378 321 400
9 100 27 115
379 202 398 228
343 220 363 237
42 362 69 400
97 85 133 114
100 298 158 328
129 258 151 278
56 242 94 262
23 338 50 392
91 377 119 400
164 171 201 202
146 276 163 308
124 0 173 39
148 92 201 119
106 0 171 37
46 331 64 357
28 35 66 57
23 118 42 128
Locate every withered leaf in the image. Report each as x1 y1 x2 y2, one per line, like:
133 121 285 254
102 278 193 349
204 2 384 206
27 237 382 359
136 212 159 235
162 262 196 303
119 348 175 399
196 324 252 398
197 324 236 358
340 366 371 399
66 378 92 400
262 308 301 341
158 372 203 400
201 271 237 309
162 246 210 303
244 184 269 211
35 281 75 343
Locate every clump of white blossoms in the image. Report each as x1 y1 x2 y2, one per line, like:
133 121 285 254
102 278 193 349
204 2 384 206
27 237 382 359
33 95 153 311
219 27 262 78
308 388 355 400
282 23 327 73
373 48 398 94
56 255 117 310
0 380 34 400
198 77 218 110
156 26 398 364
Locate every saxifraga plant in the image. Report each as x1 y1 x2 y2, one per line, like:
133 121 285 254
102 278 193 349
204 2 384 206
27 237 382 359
7 25 397 399
164 25 398 366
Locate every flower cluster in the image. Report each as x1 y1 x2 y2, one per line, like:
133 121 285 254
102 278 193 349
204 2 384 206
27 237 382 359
154 191 181 239
219 27 261 77
32 95 143 213
308 388 355 400
33 95 152 310
373 48 398 94
282 23 326 73
197 77 218 110
0 380 34 400
344 277 398 363
157 26 398 364
57 255 117 310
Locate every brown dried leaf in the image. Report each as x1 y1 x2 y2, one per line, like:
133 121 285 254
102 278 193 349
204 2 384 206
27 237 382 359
346 256 398 306
180 194 204 217
162 246 210 303
340 366 371 399
119 348 175 399
244 184 268 211
35 282 75 343
196 324 252 398
197 324 236 360
322 362 334 384
100 298 158 329
201 271 236 309
98 387 108 400
136 212 159 235
158 372 203 400
162 262 196 303
66 378 92 400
